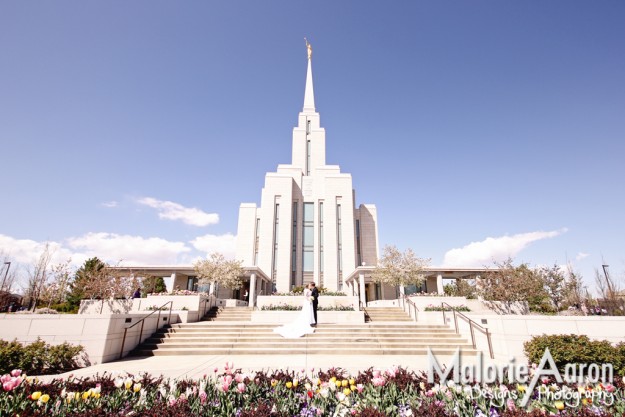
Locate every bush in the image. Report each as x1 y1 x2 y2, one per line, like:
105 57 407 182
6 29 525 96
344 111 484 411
524 334 625 376
49 302 79 314
0 338 85 375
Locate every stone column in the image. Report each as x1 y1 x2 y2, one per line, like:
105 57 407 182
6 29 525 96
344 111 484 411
437 274 444 295
249 273 257 307
209 281 215 295
358 272 366 309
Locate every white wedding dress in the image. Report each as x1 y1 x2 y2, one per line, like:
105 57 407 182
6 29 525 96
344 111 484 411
273 288 316 338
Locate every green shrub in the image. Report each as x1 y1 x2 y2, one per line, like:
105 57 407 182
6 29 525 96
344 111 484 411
0 338 85 375
524 334 625 376
49 302 79 314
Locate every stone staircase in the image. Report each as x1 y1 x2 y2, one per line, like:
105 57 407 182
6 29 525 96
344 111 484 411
202 307 252 322
364 306 412 322
130 322 478 357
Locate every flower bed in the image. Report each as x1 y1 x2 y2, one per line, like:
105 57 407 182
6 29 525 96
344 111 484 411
256 295 359 311
260 305 355 311
424 304 471 312
1 364 624 416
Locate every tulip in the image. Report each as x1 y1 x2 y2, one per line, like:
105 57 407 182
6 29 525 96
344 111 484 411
237 382 245 393
307 390 313 398
82 391 90 400
292 379 299 388
343 387 351 396
10 370 22 377
124 378 133 390
356 384 364 393
40 394 50 404
133 383 142 393
341 380 348 387
349 378 355 386
114 378 123 389
506 399 516 411
31 391 42 400
554 401 565 411
286 381 293 389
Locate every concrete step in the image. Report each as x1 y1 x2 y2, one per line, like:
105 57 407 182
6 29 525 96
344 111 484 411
132 347 480 356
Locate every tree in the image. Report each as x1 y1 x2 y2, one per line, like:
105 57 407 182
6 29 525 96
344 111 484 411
194 253 244 292
141 275 166 294
477 259 548 311
537 264 566 310
371 245 430 290
25 243 54 311
39 259 73 309
562 264 584 308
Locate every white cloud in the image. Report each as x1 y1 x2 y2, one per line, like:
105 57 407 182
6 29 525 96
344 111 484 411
136 197 219 227
67 232 191 265
190 233 237 259
576 252 590 261
442 229 567 267
0 234 75 266
101 201 119 208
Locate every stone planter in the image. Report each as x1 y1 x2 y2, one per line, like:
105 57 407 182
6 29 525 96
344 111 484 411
256 295 359 311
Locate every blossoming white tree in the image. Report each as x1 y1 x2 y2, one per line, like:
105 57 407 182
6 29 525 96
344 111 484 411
371 245 430 295
194 252 244 294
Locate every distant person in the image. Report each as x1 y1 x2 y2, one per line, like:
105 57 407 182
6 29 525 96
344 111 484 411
132 288 141 299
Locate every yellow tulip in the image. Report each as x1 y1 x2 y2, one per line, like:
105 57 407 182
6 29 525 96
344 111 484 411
94 392 101 400
343 388 351 396
554 401 565 411
286 381 293 389
82 391 90 400
271 379 278 387
124 379 133 390
133 383 141 393
74 392 80 401
40 394 50 404
334 380 342 387
349 378 355 386
292 379 298 388
341 380 348 387
31 391 42 401
350 385 357 392
330 377 336 384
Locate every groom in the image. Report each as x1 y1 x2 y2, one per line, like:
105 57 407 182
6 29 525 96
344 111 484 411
310 281 319 327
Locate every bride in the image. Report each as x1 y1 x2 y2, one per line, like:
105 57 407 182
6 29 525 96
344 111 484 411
273 283 316 338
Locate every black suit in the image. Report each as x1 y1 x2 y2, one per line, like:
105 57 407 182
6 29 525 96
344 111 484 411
311 287 319 324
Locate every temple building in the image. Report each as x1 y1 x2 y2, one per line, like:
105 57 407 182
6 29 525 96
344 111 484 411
235 44 380 296
111 45 489 307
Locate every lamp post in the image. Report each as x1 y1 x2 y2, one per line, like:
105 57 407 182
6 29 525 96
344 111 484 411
1 262 10 292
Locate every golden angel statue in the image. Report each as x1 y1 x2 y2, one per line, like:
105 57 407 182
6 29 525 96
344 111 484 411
304 37 312 60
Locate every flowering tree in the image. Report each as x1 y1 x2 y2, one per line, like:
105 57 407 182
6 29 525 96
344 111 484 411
371 245 430 290
194 253 244 291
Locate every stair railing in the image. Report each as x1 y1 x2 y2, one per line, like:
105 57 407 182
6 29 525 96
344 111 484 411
399 294 419 321
441 302 493 359
119 300 173 359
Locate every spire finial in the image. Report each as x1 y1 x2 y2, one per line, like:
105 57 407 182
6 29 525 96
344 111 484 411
304 37 312 60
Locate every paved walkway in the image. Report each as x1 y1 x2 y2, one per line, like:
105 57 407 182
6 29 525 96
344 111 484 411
38 353 500 382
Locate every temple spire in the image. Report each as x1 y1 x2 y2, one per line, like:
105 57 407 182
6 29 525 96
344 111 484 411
303 38 315 113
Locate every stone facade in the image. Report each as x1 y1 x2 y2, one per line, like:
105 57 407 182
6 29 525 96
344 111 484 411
236 57 379 293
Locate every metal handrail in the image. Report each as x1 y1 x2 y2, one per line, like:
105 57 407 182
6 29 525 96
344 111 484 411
399 294 419 321
441 301 494 359
119 300 173 359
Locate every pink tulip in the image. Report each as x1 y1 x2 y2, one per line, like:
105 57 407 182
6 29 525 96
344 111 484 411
235 373 245 383
237 382 245 393
356 384 364 393
372 376 386 387
199 391 207 404
372 370 381 378
10 370 21 377
506 399 516 411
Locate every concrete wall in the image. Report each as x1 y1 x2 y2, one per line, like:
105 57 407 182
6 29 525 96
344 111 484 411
416 310 625 361
0 312 178 364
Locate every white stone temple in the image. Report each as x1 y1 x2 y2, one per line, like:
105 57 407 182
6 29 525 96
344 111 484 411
235 46 380 295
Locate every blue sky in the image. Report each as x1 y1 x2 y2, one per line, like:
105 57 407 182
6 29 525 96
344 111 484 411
1 1 623 291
